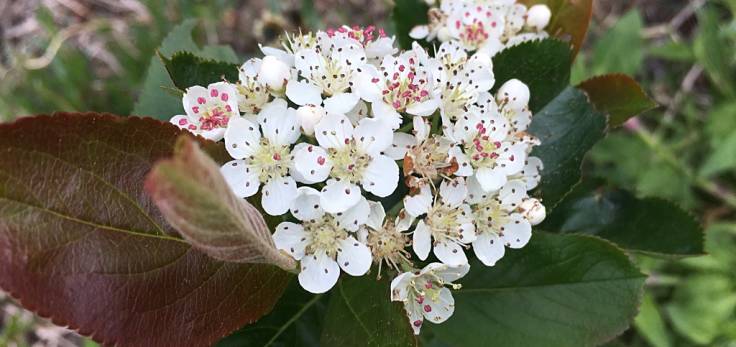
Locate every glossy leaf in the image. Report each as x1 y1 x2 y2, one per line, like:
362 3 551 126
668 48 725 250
492 39 572 112
578 74 657 127
392 0 429 50
162 51 240 91
428 232 646 347
321 276 418 347
218 281 327 347
528 87 607 208
0 113 290 346
146 136 296 270
542 182 705 257
519 0 593 57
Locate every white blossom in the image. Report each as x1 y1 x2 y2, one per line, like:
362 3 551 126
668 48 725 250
171 82 240 141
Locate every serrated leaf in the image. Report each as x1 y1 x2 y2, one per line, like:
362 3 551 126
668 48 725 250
518 0 593 57
542 181 704 257
492 39 572 112
218 281 327 347
634 293 672 347
590 10 644 77
320 276 418 347
392 0 430 50
0 113 290 346
528 87 607 208
162 51 240 91
578 74 657 127
428 232 646 347
145 136 296 270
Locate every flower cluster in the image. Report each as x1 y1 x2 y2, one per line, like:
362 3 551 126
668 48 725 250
410 0 552 57
171 23 546 334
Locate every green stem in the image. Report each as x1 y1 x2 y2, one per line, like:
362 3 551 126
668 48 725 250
264 294 322 347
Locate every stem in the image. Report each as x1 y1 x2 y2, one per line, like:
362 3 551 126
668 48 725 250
264 294 322 347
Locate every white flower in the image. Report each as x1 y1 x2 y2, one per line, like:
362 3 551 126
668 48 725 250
433 41 495 121
450 110 527 192
220 99 301 216
357 201 412 276
295 105 326 136
526 5 551 32
355 43 441 129
235 58 272 115
390 262 469 335
408 178 476 266
445 2 506 56
293 113 399 213
327 25 398 62
273 188 372 293
171 82 239 141
519 197 546 225
258 55 291 93
467 177 534 266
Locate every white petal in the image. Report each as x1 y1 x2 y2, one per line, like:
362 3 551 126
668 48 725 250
498 180 527 208
182 85 209 118
258 99 301 145
390 272 415 301
497 143 527 175
220 160 260 198
413 116 430 142
521 156 543 190
337 237 372 276
224 117 262 159
346 100 369 125
424 262 471 283
372 101 403 130
261 176 298 216
286 79 323 106
362 155 399 198
465 174 491 205
324 93 360 115
355 117 394 155
320 180 361 213
336 197 370 232
406 301 425 335
385 133 416 160
496 79 530 111
449 146 473 177
475 167 508 192
424 287 455 324
459 220 476 243
404 184 432 217
260 45 294 66
298 251 340 294
366 201 386 231
502 213 532 249
473 232 505 266
293 144 332 184
413 220 432 261
434 241 468 266
315 113 355 149
170 115 198 132
439 177 467 207
290 187 324 221
406 98 440 117
354 65 383 103
273 222 308 260
409 25 430 39
199 127 228 142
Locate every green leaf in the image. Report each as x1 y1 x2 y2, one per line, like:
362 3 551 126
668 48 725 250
634 293 672 347
392 0 429 50
145 136 296 271
528 87 607 208
162 51 240 91
218 281 327 347
590 10 644 76
578 74 657 127
695 6 736 97
321 276 418 347
0 113 290 346
428 232 646 347
518 0 593 57
705 102 736 148
543 182 704 257
647 40 695 62
492 39 572 112
699 130 736 178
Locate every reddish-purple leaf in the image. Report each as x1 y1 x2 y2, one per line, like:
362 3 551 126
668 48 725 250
578 74 658 126
0 113 290 347
519 0 593 57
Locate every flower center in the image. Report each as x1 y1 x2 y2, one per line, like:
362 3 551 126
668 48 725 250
381 60 432 112
328 142 371 183
425 203 465 244
471 198 510 236
304 215 348 258
464 122 504 168
458 19 491 49
307 58 353 96
366 222 411 272
405 136 452 179
236 81 270 114
250 139 292 182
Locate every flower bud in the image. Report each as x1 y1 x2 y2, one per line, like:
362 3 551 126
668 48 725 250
258 55 291 92
496 79 530 111
296 105 326 136
437 27 452 42
526 5 551 31
520 198 546 226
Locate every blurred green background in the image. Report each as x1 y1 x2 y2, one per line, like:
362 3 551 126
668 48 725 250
0 0 734 346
